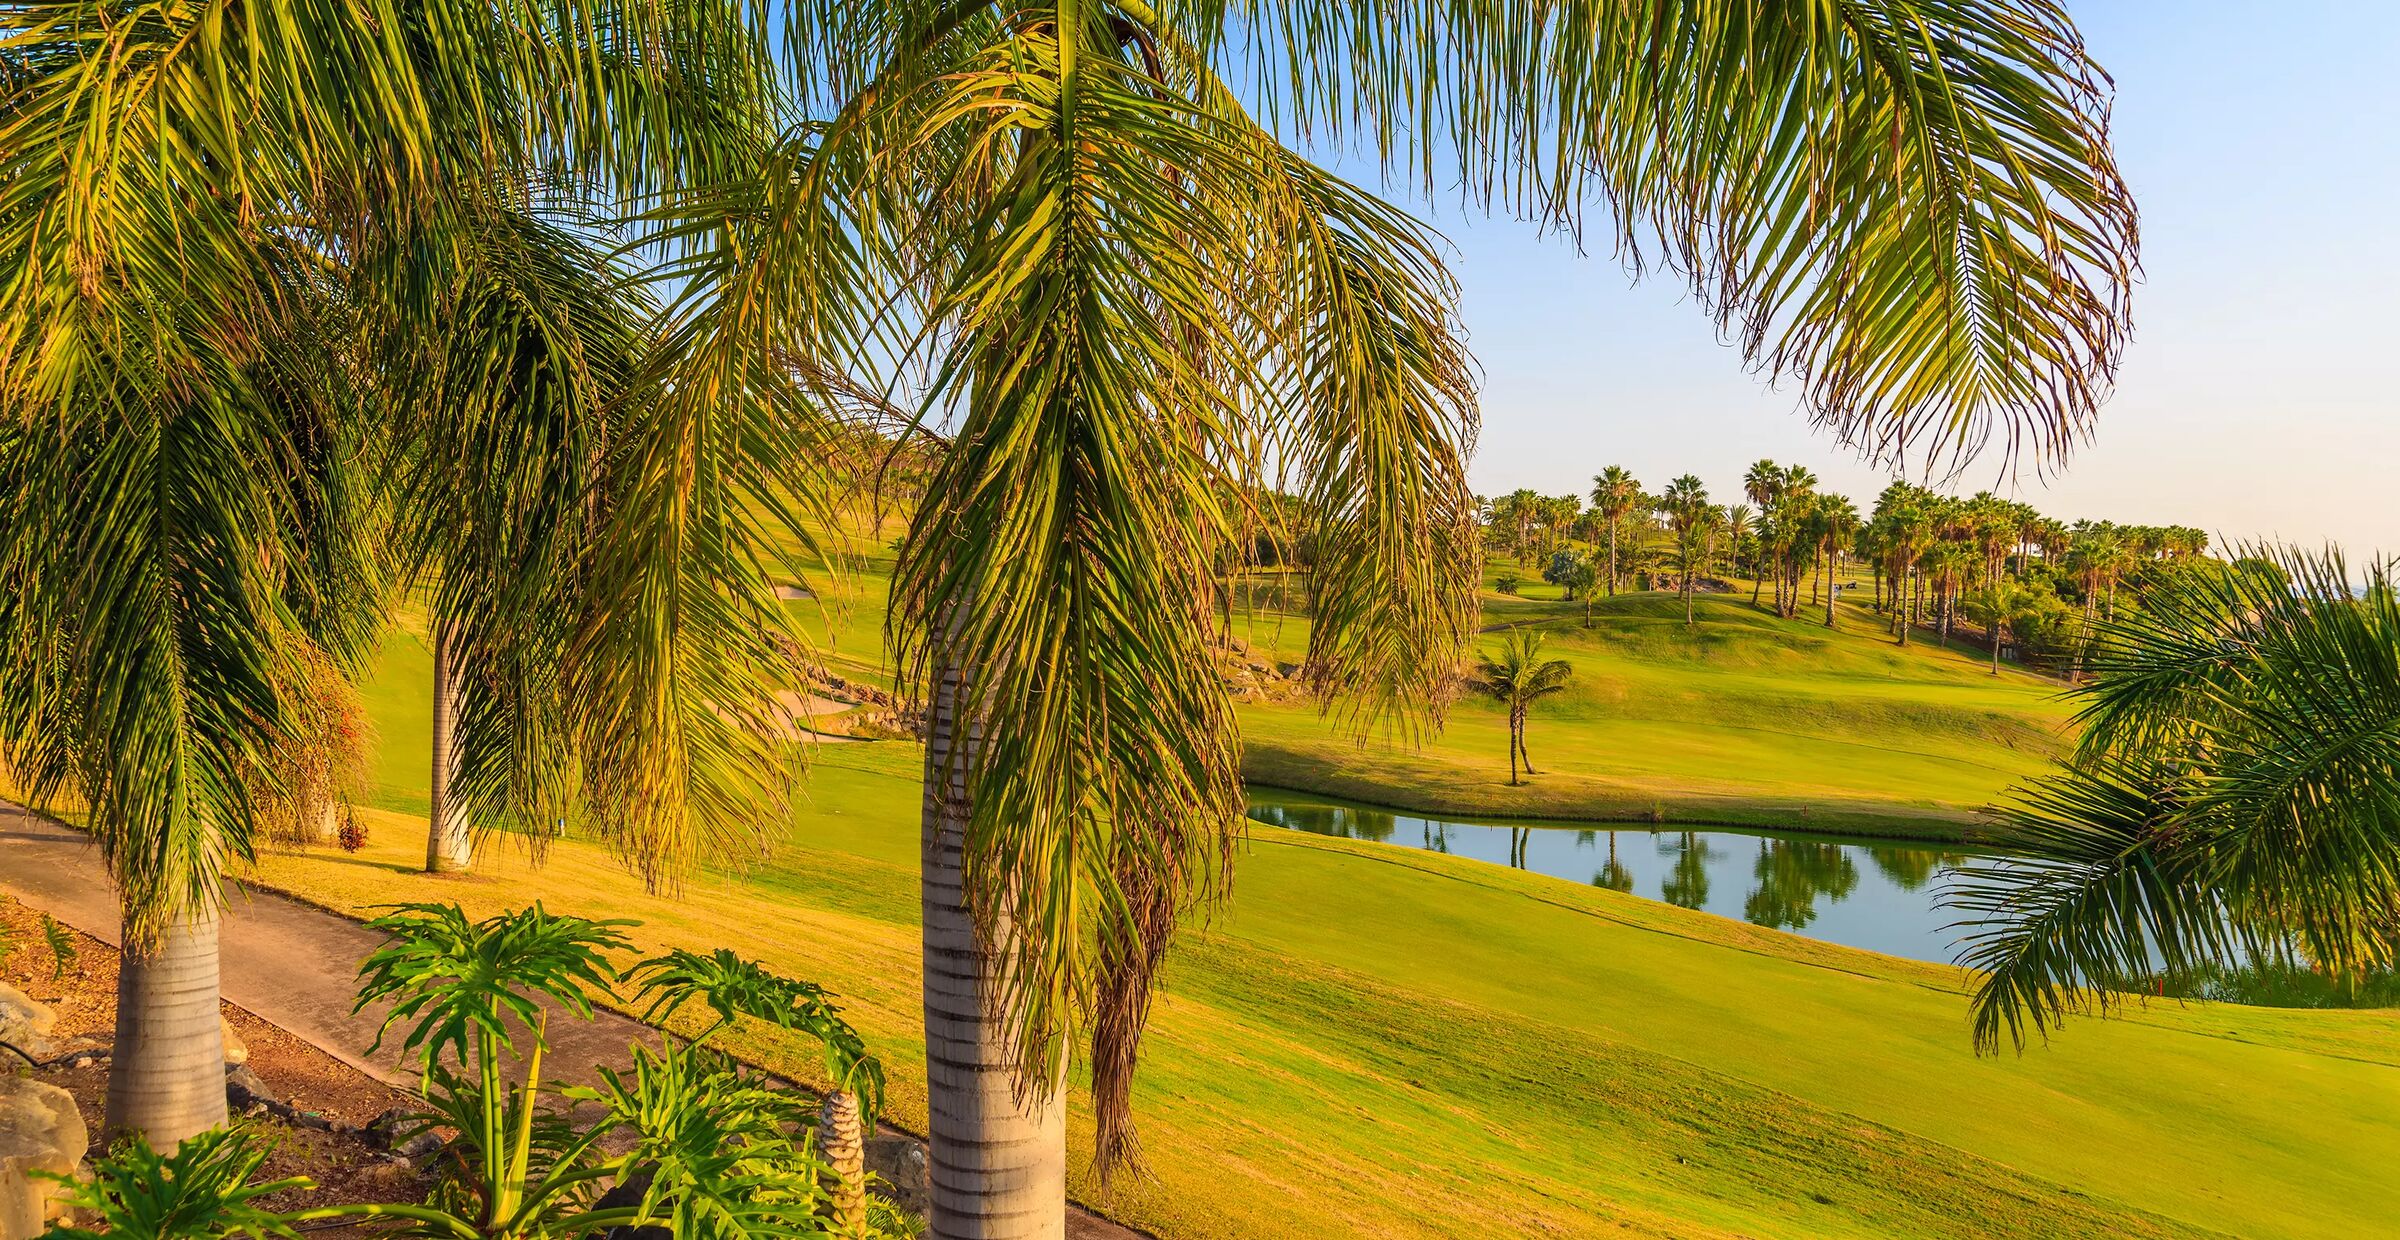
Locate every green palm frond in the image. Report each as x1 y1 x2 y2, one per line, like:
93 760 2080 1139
1475 630 1574 706
1949 547 2400 1050
1191 0 2138 471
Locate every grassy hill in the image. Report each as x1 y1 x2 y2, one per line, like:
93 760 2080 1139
359 538 2073 841
1237 579 2073 840
246 749 2400 1239
291 542 2400 1239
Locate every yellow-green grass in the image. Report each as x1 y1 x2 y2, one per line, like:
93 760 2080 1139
1234 581 2075 841
238 743 2399 1240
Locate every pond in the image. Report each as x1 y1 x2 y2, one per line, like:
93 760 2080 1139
1245 789 1983 965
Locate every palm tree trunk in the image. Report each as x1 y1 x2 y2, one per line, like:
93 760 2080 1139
921 650 1067 1240
1823 550 1836 628
820 1089 867 1236
1991 623 2004 676
424 620 471 875
1516 708 1537 775
1607 526 1619 597
104 904 226 1147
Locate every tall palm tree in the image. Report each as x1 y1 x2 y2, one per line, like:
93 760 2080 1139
660 8 2139 1231
0 1 797 1145
1814 495 1860 628
6 4 2138 1233
1947 548 2400 1052
1723 504 1754 591
1590 465 1642 596
1659 475 1713 625
1741 461 1784 608
1475 630 1574 786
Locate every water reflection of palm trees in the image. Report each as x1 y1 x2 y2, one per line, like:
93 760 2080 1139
1863 844 1961 891
1658 832 1717 909
1592 831 1635 892
1743 840 1860 930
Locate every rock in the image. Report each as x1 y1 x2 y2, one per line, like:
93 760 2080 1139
220 1017 248 1066
865 1130 930 1216
0 1076 85 1239
225 1065 278 1111
0 985 55 1063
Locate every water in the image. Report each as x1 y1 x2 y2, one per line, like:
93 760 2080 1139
1245 790 1986 964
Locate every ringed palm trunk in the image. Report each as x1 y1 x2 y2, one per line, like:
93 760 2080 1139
921 650 1067 1240
819 1089 868 1236
424 620 471 875
104 905 227 1146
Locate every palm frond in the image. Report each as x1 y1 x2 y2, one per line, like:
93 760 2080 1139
1178 0 2137 471
1949 547 2400 1050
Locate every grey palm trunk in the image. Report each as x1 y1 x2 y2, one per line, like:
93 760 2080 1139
920 652 1067 1240
104 905 227 1145
424 620 471 874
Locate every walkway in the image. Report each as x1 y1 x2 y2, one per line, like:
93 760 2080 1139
0 801 1141 1240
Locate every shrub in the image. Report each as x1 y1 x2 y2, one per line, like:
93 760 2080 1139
50 903 902 1239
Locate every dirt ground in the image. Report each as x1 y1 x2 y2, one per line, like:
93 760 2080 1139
1 894 428 1225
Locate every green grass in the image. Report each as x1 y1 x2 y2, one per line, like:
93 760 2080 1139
1232 577 2074 841
248 747 2400 1240
307 547 2398 1237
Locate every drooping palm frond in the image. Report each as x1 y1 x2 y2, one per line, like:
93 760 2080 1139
1184 0 2139 473
1948 547 2400 1051
0 0 791 924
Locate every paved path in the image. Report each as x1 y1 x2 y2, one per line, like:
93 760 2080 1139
0 801 1143 1240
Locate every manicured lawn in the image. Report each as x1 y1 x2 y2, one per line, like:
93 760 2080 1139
314 547 2396 1237
1237 584 2075 841
249 743 2400 1239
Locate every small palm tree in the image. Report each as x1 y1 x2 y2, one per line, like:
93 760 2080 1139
1475 631 1574 786
1947 548 2400 1052
1964 579 2031 674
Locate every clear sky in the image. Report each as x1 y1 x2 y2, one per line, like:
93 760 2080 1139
1382 1 2398 556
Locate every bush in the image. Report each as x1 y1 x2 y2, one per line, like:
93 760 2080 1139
48 903 902 1240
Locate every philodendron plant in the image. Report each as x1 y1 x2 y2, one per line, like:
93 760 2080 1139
42 903 908 1239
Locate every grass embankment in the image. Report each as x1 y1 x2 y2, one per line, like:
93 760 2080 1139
312 539 2396 1236
355 523 2071 840
1231 569 2074 841
247 743 2399 1240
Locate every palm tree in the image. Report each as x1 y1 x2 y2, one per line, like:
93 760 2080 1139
0 5 801 1146
4 4 2138 1232
1964 579 2030 675
1814 495 1860 628
1475 631 1574 786
1659 475 1713 625
1741 461 1784 608
1724 504 1754 588
724 13 2140 1228
1590 466 1643 596
1947 548 2400 1053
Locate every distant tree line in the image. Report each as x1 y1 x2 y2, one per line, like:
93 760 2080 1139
1479 464 2212 673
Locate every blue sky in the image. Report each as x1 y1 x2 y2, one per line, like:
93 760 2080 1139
1367 1 2397 556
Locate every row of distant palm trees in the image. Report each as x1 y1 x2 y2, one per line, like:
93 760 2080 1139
1491 465 2207 668
1 2 2144 1237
